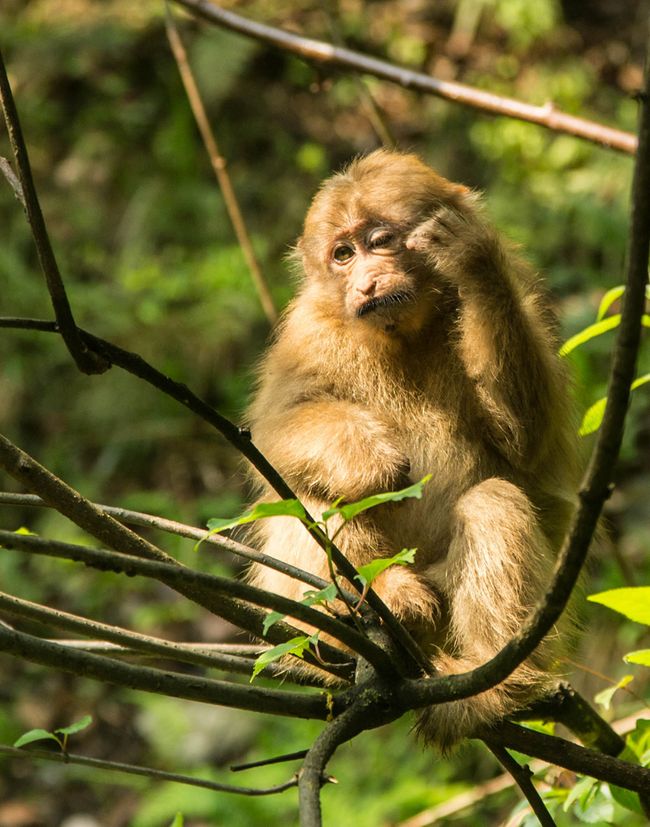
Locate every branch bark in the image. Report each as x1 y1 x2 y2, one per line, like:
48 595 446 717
0 49 108 374
172 0 637 154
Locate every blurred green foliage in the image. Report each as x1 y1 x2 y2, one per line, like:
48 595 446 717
1 0 649 824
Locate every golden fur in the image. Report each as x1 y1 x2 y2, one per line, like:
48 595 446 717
245 150 579 749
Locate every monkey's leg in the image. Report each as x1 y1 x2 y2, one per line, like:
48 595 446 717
419 478 558 750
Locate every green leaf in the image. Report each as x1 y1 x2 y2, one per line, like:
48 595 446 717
594 675 633 710
55 715 92 737
596 285 625 321
624 649 650 667
579 373 650 436
588 586 650 625
261 583 339 635
356 548 417 588
250 634 318 682
559 314 621 356
205 500 308 534
322 475 432 522
169 813 184 827
13 729 62 749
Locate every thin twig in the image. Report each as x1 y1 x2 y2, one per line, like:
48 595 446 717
231 749 308 772
165 5 278 324
0 745 298 796
489 744 556 827
0 49 108 374
172 0 637 154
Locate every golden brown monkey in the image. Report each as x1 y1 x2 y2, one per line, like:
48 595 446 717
246 150 579 749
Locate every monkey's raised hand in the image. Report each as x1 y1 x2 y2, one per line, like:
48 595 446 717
405 206 502 287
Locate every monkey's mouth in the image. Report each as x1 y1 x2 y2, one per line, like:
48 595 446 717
356 291 413 318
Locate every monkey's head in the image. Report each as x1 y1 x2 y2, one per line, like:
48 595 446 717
297 150 471 336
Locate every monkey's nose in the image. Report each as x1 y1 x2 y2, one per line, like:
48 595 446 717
357 280 377 296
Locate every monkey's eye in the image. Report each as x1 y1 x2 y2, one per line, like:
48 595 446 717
367 228 394 249
332 243 355 263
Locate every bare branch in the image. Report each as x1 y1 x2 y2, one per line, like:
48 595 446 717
489 744 556 827
0 623 336 720
165 5 278 325
0 491 336 593
0 590 313 683
0 745 298 796
0 49 108 374
172 0 637 155
487 722 650 797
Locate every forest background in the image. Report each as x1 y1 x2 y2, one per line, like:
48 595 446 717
0 0 649 825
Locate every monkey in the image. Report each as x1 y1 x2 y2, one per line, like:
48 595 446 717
244 149 580 749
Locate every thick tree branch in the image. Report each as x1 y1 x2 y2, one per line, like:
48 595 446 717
172 0 637 155
487 722 650 797
0 50 107 374
0 623 333 720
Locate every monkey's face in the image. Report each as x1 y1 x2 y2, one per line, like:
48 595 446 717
326 220 434 334
298 151 471 337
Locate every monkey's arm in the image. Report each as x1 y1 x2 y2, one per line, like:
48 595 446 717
407 208 564 464
249 397 410 501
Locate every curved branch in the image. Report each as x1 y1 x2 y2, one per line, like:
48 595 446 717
486 722 650 796
0 50 107 374
172 0 636 155
0 745 297 796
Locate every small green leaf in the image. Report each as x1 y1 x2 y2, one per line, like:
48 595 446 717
356 548 416 588
169 813 184 827
560 315 621 356
55 715 92 737
579 397 607 436
580 373 650 436
302 584 339 606
205 500 308 535
624 649 650 667
262 611 286 635
14 526 38 536
594 675 633 710
596 285 626 321
323 475 432 522
13 729 62 749
262 584 339 635
588 586 650 625
250 634 318 682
